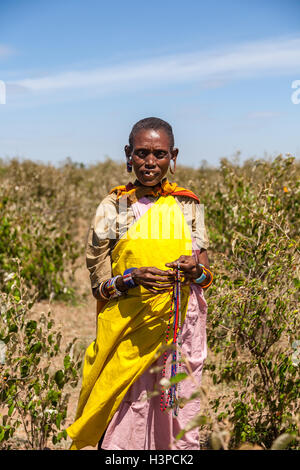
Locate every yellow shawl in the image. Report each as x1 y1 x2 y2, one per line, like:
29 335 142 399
66 195 192 449
109 178 200 204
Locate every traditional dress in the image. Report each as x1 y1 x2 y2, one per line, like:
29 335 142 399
66 179 209 450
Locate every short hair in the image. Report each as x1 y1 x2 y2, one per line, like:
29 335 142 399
128 117 175 151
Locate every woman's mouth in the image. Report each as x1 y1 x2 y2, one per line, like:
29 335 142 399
141 170 159 178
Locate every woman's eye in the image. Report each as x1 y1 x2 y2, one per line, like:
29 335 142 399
135 150 167 159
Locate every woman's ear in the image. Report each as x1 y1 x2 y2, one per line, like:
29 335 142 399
124 145 133 173
124 145 132 159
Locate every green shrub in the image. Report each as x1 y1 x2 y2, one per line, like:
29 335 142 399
0 279 82 449
0 159 81 300
204 155 299 448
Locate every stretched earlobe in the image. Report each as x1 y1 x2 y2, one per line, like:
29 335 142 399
126 157 133 173
169 160 176 175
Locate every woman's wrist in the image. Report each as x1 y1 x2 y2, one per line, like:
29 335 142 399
92 285 102 300
115 276 130 292
130 269 139 285
99 268 138 298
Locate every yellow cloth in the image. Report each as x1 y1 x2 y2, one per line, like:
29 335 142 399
66 195 192 449
109 177 200 204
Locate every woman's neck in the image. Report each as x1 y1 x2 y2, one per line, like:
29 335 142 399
134 177 167 189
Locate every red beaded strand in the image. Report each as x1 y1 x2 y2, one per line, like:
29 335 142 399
160 264 181 414
160 291 175 412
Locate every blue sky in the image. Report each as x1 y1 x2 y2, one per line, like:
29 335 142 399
0 0 300 167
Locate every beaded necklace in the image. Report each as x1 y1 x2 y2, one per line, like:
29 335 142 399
160 263 182 417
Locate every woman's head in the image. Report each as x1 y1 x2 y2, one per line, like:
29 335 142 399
125 117 178 187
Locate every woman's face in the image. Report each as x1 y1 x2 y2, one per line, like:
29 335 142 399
125 128 178 187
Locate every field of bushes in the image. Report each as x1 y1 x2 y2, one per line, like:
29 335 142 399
0 154 299 450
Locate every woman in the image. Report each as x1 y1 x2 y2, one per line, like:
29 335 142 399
67 117 212 450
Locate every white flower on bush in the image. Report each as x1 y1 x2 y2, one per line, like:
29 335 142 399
44 409 58 415
3 272 15 283
0 340 6 365
291 340 300 367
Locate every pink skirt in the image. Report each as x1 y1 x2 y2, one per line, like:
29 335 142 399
101 283 207 450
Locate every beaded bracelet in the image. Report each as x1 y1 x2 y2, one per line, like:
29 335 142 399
123 267 138 289
98 281 110 300
200 269 213 288
98 275 123 299
105 275 123 298
194 264 213 288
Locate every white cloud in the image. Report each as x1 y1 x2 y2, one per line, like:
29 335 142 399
9 35 300 94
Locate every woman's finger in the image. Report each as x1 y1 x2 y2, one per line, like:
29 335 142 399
148 267 176 276
140 277 174 287
141 280 174 289
143 285 173 294
165 257 189 268
137 274 175 284
165 258 181 266
145 276 175 284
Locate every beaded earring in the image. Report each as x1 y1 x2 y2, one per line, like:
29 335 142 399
127 157 133 173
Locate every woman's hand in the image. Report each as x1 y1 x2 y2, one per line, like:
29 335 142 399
131 266 176 294
165 255 200 284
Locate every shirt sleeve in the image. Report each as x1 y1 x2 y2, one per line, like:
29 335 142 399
192 200 210 250
86 194 117 288
176 196 210 250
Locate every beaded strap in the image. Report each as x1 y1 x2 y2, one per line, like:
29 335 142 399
160 263 182 416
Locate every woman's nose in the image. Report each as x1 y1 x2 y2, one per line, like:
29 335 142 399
144 153 156 167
